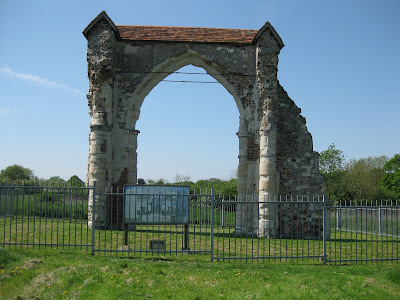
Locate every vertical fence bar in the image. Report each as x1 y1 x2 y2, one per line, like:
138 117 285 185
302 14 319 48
396 201 399 263
27 185 31 247
323 195 327 264
386 201 389 261
366 202 369 262
91 181 96 256
222 196 225 228
210 188 214 262
390 200 394 262
379 207 382 236
2 184 5 246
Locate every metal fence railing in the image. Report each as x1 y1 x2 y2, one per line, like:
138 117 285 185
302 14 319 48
1 182 399 264
0 181 91 249
327 200 399 264
333 202 400 237
211 196 329 262
90 184 214 257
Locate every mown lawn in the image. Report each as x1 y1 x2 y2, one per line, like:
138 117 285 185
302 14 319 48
1 216 398 264
0 247 399 299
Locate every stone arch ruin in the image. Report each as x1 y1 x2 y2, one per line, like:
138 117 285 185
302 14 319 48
83 11 324 237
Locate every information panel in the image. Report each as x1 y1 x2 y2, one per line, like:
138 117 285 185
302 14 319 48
124 186 189 225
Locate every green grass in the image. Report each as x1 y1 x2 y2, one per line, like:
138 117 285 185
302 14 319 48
1 217 399 264
0 247 399 299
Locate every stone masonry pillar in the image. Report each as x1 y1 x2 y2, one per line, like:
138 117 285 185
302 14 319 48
235 116 251 234
258 99 278 237
84 19 117 228
255 27 281 238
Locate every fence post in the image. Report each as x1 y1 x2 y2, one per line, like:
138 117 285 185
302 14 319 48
10 184 15 219
336 208 340 230
91 181 96 256
221 196 225 228
69 193 73 224
323 195 327 264
210 188 214 262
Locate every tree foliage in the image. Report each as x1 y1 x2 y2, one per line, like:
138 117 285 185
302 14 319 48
319 144 345 175
342 156 388 201
137 178 147 185
319 144 346 201
173 173 191 183
67 175 85 187
319 145 396 202
192 178 238 198
142 176 238 198
46 176 67 187
0 164 34 181
146 178 170 186
381 154 400 198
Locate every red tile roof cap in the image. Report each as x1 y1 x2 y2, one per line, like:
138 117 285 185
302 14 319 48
117 25 258 44
83 11 284 49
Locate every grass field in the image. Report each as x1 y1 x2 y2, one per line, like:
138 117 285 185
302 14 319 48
0 247 399 299
1 217 399 264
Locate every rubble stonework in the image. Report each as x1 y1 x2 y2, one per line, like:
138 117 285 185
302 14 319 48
83 11 325 237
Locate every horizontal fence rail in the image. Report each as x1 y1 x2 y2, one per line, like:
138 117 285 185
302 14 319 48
1 182 399 264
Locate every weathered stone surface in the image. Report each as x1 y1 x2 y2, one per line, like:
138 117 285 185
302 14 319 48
83 11 325 237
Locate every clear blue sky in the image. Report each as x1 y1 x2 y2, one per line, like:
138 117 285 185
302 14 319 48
0 0 399 182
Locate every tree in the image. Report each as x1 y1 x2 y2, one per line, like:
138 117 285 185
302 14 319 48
319 144 347 201
381 154 400 198
191 178 238 198
137 178 147 185
343 156 388 202
319 144 345 175
173 173 191 184
47 176 67 187
0 164 34 181
146 178 169 185
67 175 85 187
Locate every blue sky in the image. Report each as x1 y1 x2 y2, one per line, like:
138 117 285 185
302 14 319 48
0 0 399 182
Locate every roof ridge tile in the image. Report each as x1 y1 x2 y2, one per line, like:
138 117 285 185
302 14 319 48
116 25 258 44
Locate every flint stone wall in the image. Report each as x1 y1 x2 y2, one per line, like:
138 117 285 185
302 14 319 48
276 201 330 240
83 11 325 238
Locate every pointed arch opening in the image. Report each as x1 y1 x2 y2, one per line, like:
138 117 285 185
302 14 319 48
127 50 246 129
136 64 240 182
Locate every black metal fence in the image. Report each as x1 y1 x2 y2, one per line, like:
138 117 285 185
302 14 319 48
0 182 91 249
328 200 399 264
1 182 399 264
91 185 215 257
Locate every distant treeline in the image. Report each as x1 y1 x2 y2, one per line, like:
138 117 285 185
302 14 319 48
320 144 400 202
138 177 238 199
